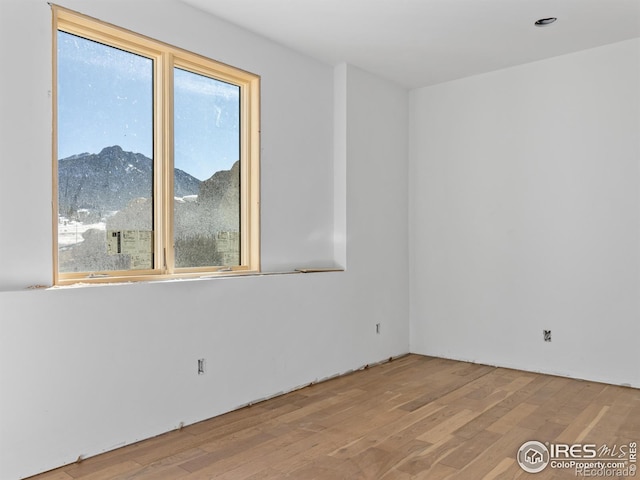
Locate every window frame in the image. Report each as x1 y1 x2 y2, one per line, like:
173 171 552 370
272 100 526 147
52 5 260 286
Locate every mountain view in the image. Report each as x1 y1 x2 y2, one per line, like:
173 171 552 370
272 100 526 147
58 145 240 273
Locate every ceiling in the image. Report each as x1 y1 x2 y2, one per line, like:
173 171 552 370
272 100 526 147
180 0 640 89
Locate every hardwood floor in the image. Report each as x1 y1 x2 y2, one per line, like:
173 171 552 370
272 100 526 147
28 355 640 479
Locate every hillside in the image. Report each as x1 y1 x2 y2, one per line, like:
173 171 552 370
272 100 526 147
58 145 202 221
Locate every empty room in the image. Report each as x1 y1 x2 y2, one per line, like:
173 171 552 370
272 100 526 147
0 0 638 479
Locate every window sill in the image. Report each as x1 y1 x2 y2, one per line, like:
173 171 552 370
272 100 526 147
24 267 345 291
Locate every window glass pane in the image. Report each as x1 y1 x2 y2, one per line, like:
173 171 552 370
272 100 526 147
173 67 240 268
57 31 154 273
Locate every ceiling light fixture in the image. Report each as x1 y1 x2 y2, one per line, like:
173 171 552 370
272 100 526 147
535 17 557 27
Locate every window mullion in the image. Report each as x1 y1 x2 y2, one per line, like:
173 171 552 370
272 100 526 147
161 52 175 274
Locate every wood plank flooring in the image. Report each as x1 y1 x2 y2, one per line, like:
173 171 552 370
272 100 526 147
28 355 640 479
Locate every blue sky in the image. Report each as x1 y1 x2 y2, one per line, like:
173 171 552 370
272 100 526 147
57 31 240 181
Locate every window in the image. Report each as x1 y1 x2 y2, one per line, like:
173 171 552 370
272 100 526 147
53 6 260 285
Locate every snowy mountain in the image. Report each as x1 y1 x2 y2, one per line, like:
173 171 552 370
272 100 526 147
58 145 201 218
57 145 241 271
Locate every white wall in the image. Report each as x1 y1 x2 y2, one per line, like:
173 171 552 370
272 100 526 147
0 1 410 478
410 38 640 388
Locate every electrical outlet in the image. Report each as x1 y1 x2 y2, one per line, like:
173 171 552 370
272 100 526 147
543 330 551 342
197 358 206 375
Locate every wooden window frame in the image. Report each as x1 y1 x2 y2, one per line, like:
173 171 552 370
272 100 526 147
52 5 260 286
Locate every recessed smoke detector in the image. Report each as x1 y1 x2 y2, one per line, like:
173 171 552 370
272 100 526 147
535 17 557 27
